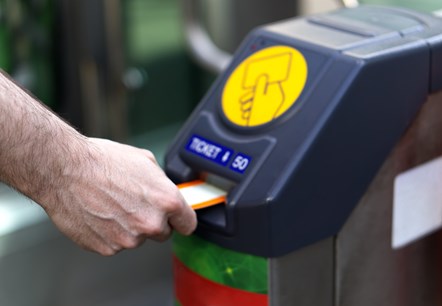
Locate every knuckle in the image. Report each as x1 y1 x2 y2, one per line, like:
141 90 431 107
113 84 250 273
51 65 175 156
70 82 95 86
98 246 117 257
118 235 139 249
139 219 165 238
80 240 117 257
163 197 183 214
147 225 164 238
142 149 156 162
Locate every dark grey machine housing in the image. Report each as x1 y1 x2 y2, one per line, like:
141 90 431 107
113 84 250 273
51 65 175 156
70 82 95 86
165 6 442 257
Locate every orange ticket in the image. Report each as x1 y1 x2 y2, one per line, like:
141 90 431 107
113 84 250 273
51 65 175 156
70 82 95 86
177 180 227 210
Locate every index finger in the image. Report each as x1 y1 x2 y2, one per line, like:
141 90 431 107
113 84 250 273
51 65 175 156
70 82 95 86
168 197 197 236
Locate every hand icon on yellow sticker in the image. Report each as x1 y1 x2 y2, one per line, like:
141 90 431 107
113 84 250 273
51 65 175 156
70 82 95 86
222 46 308 127
239 74 285 126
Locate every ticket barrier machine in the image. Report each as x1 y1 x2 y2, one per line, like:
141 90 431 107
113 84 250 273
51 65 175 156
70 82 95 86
165 6 442 305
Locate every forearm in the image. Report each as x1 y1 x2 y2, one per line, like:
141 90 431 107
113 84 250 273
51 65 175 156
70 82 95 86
0 70 88 205
0 70 196 255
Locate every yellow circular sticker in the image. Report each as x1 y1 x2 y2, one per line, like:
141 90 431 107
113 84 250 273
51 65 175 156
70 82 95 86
222 45 308 127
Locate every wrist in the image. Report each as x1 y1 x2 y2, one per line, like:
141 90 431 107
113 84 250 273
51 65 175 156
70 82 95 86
35 131 93 211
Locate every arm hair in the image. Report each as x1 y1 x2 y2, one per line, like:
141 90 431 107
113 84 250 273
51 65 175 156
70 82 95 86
0 70 91 207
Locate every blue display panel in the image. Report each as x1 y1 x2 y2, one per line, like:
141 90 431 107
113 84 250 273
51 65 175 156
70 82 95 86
186 135 251 173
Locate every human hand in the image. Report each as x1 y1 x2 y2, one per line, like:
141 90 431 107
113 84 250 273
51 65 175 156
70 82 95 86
0 70 195 256
41 138 197 256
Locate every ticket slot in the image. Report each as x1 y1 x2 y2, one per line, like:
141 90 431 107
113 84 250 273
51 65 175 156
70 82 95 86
177 174 236 234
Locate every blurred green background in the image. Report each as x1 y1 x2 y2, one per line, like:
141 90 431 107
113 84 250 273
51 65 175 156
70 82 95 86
0 0 212 144
0 0 55 107
122 0 207 137
0 0 440 141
